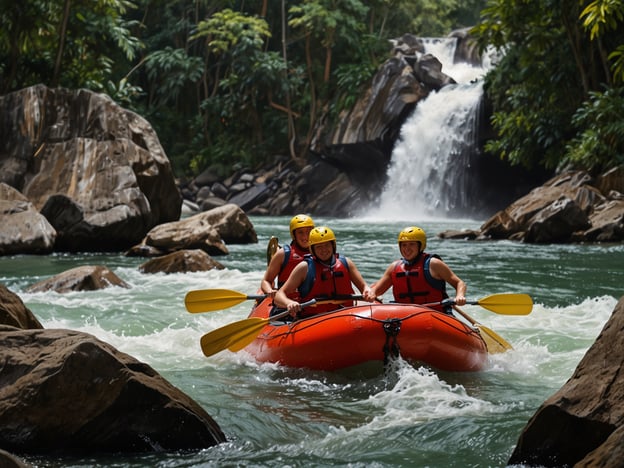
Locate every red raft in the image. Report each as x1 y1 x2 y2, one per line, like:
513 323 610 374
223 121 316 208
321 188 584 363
242 298 489 372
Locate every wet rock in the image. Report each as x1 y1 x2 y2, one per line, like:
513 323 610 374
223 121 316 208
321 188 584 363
26 265 130 293
478 170 624 243
139 249 225 274
0 449 30 468
0 84 181 253
0 328 226 454
509 296 624 466
135 203 256 256
0 184 56 255
0 284 43 329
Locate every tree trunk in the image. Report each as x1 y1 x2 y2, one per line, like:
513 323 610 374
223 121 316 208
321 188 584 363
53 0 72 87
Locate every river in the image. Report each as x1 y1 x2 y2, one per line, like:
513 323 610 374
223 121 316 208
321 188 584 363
2 215 622 467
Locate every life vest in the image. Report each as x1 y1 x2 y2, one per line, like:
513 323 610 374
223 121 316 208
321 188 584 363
390 253 449 312
297 253 354 317
277 243 309 287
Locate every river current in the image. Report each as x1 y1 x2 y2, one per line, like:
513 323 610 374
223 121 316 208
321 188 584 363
2 215 622 467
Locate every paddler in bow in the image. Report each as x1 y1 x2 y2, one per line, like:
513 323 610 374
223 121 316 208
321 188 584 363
274 226 373 318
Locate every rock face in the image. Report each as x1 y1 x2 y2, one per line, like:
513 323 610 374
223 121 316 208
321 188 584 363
508 296 624 466
0 84 182 252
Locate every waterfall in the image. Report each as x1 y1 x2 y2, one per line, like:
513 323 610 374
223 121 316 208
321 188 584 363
374 38 492 220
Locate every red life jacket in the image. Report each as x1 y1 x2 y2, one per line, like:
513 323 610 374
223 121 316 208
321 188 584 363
390 253 448 312
277 243 308 287
298 254 354 317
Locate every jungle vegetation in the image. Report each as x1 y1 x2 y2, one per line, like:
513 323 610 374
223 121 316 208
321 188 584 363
1 0 622 178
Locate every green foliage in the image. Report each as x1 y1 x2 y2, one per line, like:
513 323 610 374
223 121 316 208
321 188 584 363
565 86 624 170
477 0 580 169
580 0 624 40
144 47 204 106
474 0 624 172
0 0 143 92
609 45 624 83
580 0 624 84
2 0 491 177
191 8 271 55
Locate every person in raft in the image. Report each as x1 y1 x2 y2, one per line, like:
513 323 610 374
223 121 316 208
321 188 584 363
260 214 315 299
362 226 466 314
274 226 373 319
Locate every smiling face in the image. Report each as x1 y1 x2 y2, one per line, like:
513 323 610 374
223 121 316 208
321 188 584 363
399 241 421 262
294 226 313 249
311 240 334 262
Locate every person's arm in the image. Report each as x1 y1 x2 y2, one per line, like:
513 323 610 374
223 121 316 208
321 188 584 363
345 257 372 301
363 262 395 301
429 257 466 306
274 262 308 314
260 249 285 296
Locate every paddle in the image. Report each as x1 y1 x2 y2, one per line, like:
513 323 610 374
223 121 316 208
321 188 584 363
441 293 532 353
461 293 533 315
266 236 279 266
199 301 315 357
452 305 513 354
199 295 367 357
184 288 371 314
184 289 266 313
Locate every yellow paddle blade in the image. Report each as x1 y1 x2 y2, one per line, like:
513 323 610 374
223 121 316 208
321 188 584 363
475 293 533 315
227 324 270 352
200 317 268 357
477 325 513 354
267 236 279 266
185 289 265 313
453 305 513 354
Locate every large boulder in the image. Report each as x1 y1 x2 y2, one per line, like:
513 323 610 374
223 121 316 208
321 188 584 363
132 203 257 256
477 170 624 243
508 296 624 466
0 327 225 454
0 183 56 255
0 284 43 329
0 84 182 252
139 249 225 274
26 265 130 293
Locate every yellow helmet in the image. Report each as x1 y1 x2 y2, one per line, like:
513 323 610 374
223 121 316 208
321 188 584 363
398 226 426 251
289 214 315 240
308 226 336 248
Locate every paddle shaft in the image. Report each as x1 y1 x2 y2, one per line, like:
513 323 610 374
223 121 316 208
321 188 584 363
452 305 512 353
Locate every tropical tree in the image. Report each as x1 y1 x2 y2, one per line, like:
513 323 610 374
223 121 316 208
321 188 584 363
471 0 624 171
0 0 142 94
563 0 624 170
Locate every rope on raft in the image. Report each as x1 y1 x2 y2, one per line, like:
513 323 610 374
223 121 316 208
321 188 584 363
382 318 402 365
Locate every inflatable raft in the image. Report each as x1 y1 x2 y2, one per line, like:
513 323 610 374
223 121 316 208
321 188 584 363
242 297 489 372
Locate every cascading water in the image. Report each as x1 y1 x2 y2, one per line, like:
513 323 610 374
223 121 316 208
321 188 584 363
374 38 493 220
